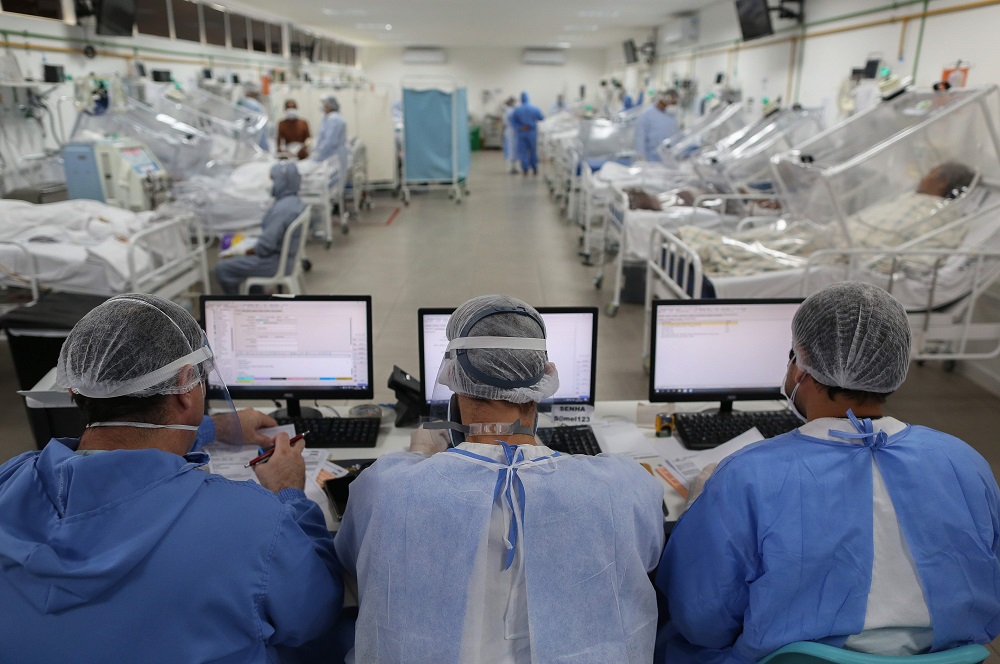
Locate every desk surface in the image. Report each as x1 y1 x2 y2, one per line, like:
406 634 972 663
270 399 786 530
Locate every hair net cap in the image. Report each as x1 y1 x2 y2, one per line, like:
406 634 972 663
57 293 214 399
436 295 559 404
321 95 339 111
792 282 911 393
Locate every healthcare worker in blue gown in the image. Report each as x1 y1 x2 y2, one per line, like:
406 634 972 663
336 294 665 664
657 282 1000 663
0 293 345 663
239 82 270 152
313 94 349 181
215 161 306 295
635 90 679 162
510 92 545 175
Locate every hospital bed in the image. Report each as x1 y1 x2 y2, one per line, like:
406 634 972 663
0 199 210 304
595 106 826 315
641 84 1000 364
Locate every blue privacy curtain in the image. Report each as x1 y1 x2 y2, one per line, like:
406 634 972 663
403 87 471 182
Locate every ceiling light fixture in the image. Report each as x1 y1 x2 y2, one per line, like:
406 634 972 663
562 24 599 32
577 10 619 18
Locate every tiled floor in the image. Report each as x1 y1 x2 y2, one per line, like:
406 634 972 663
2 152 1000 651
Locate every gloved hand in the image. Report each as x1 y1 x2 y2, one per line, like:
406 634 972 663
409 427 450 455
684 462 718 512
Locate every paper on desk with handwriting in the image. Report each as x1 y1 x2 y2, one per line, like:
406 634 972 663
206 446 327 485
662 427 764 489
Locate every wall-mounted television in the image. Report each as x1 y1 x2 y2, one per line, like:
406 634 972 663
623 39 639 65
735 0 774 42
95 0 136 37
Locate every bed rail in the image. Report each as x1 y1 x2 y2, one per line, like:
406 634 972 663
127 213 211 303
804 247 1000 362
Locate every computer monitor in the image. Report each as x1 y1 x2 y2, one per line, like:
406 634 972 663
201 295 374 417
649 299 802 411
418 307 598 416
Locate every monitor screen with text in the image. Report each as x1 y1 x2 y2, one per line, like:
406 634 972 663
201 296 373 400
419 307 598 409
649 299 801 402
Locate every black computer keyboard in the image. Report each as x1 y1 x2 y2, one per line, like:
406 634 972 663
274 416 381 448
536 425 602 455
674 410 801 450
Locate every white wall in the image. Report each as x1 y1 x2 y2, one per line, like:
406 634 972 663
0 11 355 192
643 0 1000 127
359 46 607 117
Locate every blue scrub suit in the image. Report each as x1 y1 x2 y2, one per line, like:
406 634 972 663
635 104 679 162
0 438 345 663
657 422 1000 663
510 93 545 173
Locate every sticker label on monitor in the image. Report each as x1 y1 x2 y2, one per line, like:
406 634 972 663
551 404 594 424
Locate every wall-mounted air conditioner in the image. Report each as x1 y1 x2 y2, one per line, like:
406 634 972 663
403 48 447 65
660 14 699 47
522 49 567 66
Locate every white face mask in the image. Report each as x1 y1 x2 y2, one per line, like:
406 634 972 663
285 109 298 119
780 357 808 423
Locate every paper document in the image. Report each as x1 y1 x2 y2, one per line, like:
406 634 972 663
592 420 660 458
257 424 297 440
661 427 765 494
206 445 328 486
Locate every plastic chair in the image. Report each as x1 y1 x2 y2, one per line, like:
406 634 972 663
240 205 311 295
758 642 990 664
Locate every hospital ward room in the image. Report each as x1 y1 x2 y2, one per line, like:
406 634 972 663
5 0 1000 662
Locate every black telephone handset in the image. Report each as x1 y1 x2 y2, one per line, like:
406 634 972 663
388 365 423 427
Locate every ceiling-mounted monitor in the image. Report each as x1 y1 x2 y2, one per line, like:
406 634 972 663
623 39 639 65
95 0 136 37
735 0 774 42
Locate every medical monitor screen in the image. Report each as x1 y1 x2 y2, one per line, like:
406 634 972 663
119 146 159 175
95 0 136 36
201 296 374 401
418 307 598 413
649 299 801 403
735 0 773 42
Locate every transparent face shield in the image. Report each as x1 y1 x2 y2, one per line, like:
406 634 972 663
82 343 245 454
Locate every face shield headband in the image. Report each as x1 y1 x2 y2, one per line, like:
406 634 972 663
449 306 548 390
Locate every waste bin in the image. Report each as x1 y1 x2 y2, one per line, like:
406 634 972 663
470 126 481 152
1 292 109 448
0 292 109 390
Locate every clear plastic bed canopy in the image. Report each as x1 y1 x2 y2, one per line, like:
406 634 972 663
772 86 1000 237
658 102 748 167
149 84 267 163
692 106 825 192
577 107 641 160
71 98 215 178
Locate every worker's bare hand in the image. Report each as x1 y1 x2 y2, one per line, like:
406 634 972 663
253 433 306 493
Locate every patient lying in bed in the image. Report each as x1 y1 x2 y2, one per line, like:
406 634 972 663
675 162 977 277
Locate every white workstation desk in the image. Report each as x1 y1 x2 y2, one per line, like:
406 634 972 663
283 399 784 531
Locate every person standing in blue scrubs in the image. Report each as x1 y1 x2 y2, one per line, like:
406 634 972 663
239 83 270 152
0 294 344 663
510 92 545 175
635 90 679 162
657 282 1000 662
